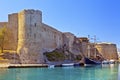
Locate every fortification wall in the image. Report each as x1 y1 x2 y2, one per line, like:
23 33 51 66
42 23 63 50
0 22 8 28
63 32 75 53
0 9 118 63
78 37 89 57
0 14 18 51
95 43 118 60
7 13 18 50
17 9 63 63
17 9 42 63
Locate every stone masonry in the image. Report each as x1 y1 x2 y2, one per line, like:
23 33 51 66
95 42 118 60
0 9 118 63
0 9 75 63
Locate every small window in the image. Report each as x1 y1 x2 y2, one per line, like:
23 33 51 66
59 37 61 40
29 28 32 33
39 34 41 37
35 23 37 27
27 33 29 38
34 33 36 38
44 27 46 31
54 35 56 39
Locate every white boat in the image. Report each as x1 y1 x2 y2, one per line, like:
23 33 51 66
62 63 74 67
102 60 109 64
109 60 115 64
48 65 55 68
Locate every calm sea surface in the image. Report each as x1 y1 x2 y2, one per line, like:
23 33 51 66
0 64 120 80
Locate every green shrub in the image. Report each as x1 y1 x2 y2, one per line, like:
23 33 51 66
75 55 82 60
45 51 65 61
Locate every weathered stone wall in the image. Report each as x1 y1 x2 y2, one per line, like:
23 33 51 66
95 43 118 60
0 22 8 28
0 9 118 63
7 13 18 50
0 22 15 50
17 9 63 63
42 23 63 51
0 14 18 51
63 32 75 53
71 37 82 55
17 9 43 63
78 37 89 57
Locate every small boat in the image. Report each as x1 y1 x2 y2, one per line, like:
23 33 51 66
74 63 80 66
109 60 115 64
84 57 102 66
62 63 74 67
48 65 55 68
102 60 109 64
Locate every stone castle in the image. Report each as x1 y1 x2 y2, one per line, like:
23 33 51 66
0 9 118 64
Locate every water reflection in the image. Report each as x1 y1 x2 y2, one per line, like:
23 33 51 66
102 64 119 80
0 64 119 80
118 64 120 80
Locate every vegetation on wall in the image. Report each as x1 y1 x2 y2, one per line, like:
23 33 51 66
75 55 82 61
44 49 83 62
44 50 65 61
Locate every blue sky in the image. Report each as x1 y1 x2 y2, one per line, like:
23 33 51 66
0 0 120 48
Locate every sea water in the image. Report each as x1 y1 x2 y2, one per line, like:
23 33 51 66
0 64 119 80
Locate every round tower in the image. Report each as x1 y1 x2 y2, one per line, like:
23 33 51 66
17 9 44 63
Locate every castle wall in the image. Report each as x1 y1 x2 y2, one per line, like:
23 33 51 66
0 14 18 51
41 23 63 51
63 32 75 53
95 43 118 60
78 37 89 57
0 22 8 28
7 13 18 50
0 22 15 50
17 10 43 63
0 9 118 64
17 9 63 63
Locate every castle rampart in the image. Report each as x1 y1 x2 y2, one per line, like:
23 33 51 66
17 9 64 63
0 22 8 28
95 43 118 60
0 9 118 64
8 13 18 50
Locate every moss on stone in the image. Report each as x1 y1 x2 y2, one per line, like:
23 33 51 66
44 51 65 61
75 55 82 60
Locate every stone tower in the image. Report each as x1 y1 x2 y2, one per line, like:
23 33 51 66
95 43 118 60
17 9 44 63
8 13 18 50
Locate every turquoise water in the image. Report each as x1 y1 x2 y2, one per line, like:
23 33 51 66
0 64 119 80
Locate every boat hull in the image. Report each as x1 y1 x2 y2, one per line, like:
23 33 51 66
84 57 101 65
62 63 74 67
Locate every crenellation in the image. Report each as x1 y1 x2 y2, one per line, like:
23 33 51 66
23 9 42 16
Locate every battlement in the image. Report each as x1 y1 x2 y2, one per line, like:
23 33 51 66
8 13 18 16
20 9 42 15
